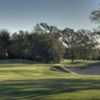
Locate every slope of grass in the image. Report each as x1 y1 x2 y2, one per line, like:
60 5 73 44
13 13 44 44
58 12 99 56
0 59 100 100
59 59 100 68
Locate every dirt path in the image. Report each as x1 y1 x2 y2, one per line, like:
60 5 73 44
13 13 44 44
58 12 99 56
69 66 100 75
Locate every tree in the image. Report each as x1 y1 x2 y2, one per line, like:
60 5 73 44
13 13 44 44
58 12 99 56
8 29 64 63
26 33 64 63
34 23 61 38
62 28 78 62
90 8 100 23
0 29 10 59
76 29 98 60
62 28 98 61
9 31 29 59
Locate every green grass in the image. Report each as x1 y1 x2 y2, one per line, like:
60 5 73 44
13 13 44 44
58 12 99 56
0 59 100 100
59 59 100 68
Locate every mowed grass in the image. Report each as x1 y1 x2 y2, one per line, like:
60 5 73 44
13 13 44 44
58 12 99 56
59 59 100 68
0 59 100 100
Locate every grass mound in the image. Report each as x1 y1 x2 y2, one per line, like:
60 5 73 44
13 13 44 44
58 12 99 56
50 65 70 73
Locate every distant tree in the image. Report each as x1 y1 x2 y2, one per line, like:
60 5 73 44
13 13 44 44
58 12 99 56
26 33 64 63
62 28 78 62
90 7 100 23
62 28 98 61
5 26 64 63
0 22 98 62
34 23 61 38
76 29 98 60
9 31 29 59
0 29 10 59
90 6 100 60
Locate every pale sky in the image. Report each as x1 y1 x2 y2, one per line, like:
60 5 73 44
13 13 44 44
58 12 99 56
0 0 100 33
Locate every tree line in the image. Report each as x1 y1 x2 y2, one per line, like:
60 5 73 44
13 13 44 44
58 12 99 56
0 7 100 63
0 22 99 63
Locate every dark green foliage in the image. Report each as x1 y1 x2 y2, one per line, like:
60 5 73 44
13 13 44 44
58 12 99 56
76 29 98 60
8 31 29 59
0 27 64 63
0 23 99 63
0 29 10 59
25 33 64 63
34 23 61 38
63 28 98 61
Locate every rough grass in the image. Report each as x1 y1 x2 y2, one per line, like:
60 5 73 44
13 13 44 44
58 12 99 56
0 59 100 100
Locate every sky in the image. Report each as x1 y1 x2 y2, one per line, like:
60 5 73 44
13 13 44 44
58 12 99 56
0 0 100 33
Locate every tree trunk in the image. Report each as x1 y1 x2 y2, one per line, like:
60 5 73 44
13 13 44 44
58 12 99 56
71 58 74 63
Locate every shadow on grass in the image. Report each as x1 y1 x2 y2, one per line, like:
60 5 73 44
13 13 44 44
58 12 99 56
50 66 70 73
0 78 100 99
0 59 34 64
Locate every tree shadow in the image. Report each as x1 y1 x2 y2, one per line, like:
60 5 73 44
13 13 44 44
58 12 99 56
0 78 100 99
50 65 70 73
0 59 34 65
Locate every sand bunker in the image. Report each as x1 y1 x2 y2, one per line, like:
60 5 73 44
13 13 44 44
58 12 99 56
69 66 100 75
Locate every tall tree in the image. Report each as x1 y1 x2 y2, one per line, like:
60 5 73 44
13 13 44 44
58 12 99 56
34 23 61 38
0 29 10 59
77 29 98 60
90 7 100 23
9 31 29 59
26 33 64 63
62 28 98 61
62 28 77 62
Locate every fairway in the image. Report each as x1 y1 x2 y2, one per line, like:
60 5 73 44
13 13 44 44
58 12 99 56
0 0 100 99
0 60 100 100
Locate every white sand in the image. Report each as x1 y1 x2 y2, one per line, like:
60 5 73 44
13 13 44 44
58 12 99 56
69 66 100 75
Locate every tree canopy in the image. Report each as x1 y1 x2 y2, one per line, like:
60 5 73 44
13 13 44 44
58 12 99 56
0 23 99 63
